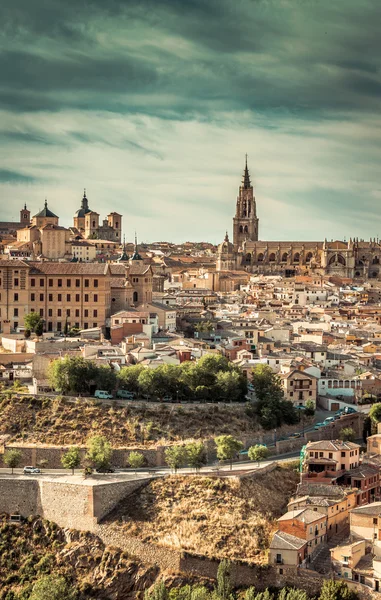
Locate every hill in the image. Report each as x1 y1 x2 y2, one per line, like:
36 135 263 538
102 466 299 563
0 394 262 447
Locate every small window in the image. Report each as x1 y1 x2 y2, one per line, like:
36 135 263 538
48 278 53 287
13 308 18 317
75 309 80 317
94 279 98 288
58 309 62 317
58 279 62 287
84 294 89 302
58 294 62 302
84 309 88 317
94 294 98 302
14 278 19 287
75 279 80 288
93 310 98 317
13 293 18 302
84 279 89 288
75 294 80 302
48 309 52 317
31 278 35 287
67 294 71 302
40 279 44 287
66 279 71 287
48 294 53 302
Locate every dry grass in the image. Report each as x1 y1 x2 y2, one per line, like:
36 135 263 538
0 394 260 447
105 467 299 563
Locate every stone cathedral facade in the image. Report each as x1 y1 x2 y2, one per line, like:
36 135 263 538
217 160 381 280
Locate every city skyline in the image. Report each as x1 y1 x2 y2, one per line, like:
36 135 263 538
1 0 380 243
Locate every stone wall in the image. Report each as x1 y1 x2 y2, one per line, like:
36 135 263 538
0 476 151 531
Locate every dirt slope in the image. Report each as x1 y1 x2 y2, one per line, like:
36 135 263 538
103 466 299 563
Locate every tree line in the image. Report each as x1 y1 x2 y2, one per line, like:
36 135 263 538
48 354 248 402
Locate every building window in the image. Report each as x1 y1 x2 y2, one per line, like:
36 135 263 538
84 279 89 288
93 310 97 317
133 291 138 303
48 322 53 332
93 323 97 327
94 279 98 288
75 279 80 288
67 294 71 302
66 309 70 317
14 322 18 329
58 294 62 302
48 279 53 287
84 323 88 329
48 294 53 302
14 278 19 287
58 279 62 287
84 294 89 302
39 309 43 317
75 294 80 302
84 309 88 317
48 309 52 317
57 322 62 332
40 279 44 287
40 294 44 301
75 309 80 317
31 278 35 287
94 294 98 302
67 279 71 287
13 293 18 301
13 308 18 317
57 309 62 317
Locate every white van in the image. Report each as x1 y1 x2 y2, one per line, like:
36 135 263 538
94 390 113 399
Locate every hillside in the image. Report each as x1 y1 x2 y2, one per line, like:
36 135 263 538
0 394 262 447
102 466 299 563
0 514 210 600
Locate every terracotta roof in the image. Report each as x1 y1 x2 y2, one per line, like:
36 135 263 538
306 440 360 452
28 262 109 275
278 508 325 524
128 262 151 275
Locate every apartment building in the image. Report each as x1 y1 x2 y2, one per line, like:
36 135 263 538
281 369 318 407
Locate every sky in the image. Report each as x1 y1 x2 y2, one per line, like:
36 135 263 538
0 0 380 244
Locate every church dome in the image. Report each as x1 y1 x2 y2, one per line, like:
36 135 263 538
74 190 91 218
217 232 234 255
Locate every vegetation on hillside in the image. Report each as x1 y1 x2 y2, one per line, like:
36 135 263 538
0 394 273 447
0 514 160 599
103 467 300 563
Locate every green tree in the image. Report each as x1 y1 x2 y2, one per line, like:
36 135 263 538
24 312 44 335
244 587 256 600
363 416 372 443
304 400 315 417
255 591 274 600
216 370 243 403
369 403 381 424
214 435 243 470
278 588 308 600
29 574 77 600
251 364 298 430
339 427 356 442
248 444 270 465
165 445 187 473
86 435 113 469
128 451 145 474
319 579 358 600
48 355 98 395
144 580 169 600
61 446 81 475
95 364 117 393
118 365 144 394
3 449 22 474
216 559 232 600
186 442 207 471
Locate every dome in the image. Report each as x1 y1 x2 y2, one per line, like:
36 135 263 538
217 231 234 255
74 190 91 218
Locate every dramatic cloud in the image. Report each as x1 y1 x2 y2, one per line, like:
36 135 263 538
0 0 380 242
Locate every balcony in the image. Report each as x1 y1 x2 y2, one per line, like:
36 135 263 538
274 558 284 565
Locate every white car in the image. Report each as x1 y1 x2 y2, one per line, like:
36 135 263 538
23 466 41 474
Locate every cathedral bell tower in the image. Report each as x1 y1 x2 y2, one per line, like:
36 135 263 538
233 156 259 251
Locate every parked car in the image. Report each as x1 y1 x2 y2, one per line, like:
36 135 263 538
116 390 135 399
314 422 325 430
94 390 113 400
324 417 335 425
343 407 357 414
162 395 173 402
23 466 41 474
335 409 344 416
333 414 341 421
95 466 115 473
289 432 302 439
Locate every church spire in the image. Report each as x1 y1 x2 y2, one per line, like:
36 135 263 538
118 234 129 262
131 232 142 261
81 188 89 211
242 154 251 189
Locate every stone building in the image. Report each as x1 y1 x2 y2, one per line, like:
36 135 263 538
0 256 153 334
73 190 122 242
217 159 381 280
16 201 72 260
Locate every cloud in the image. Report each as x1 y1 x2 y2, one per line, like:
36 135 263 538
0 169 38 184
0 0 380 242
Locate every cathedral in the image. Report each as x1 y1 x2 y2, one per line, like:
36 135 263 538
217 159 381 280
73 190 122 242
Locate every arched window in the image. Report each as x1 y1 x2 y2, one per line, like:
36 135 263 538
293 253 300 263
329 254 346 266
244 225 248 233
239 226 243 233
269 253 276 262
244 253 251 264
257 253 264 262
281 252 288 262
372 271 378 278
373 256 380 265
133 291 138 303
306 252 313 263
355 271 360 277
92 221 96 228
